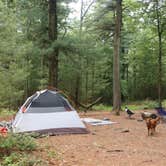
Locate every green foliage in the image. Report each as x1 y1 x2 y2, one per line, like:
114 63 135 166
93 104 113 111
1 0 166 108
0 1 30 109
0 134 36 153
0 134 45 166
94 100 160 111
2 152 19 166
47 150 62 161
0 109 16 117
1 153 45 166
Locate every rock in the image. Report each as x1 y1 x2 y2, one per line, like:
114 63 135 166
91 132 96 135
121 129 130 133
103 118 110 121
107 149 124 153
137 119 143 122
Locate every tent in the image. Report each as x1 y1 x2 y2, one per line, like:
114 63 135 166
12 89 88 135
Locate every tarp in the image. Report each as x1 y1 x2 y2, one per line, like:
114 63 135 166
81 118 117 126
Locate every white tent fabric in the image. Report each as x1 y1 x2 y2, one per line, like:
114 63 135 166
13 111 86 133
12 90 88 135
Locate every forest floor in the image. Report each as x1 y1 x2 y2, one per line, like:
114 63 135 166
35 110 166 166
1 110 166 166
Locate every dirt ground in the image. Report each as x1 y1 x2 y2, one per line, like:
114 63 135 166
36 110 166 166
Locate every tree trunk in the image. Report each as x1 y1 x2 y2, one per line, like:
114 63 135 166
48 0 58 88
156 0 162 107
112 0 122 115
74 0 84 107
85 58 89 104
157 30 162 108
75 75 80 108
91 60 95 99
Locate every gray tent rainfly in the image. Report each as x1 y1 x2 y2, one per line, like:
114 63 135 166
12 89 88 135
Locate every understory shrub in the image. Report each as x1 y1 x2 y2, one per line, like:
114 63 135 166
0 134 36 153
0 134 46 166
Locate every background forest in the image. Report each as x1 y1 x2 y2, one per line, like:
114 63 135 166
0 0 166 110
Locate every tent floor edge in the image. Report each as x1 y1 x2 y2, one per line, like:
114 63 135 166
16 127 90 136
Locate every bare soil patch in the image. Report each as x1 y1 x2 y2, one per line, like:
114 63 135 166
36 110 166 166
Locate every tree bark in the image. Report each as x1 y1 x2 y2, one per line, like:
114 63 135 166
48 0 58 88
75 75 80 108
74 0 84 107
156 0 162 107
112 0 122 115
85 58 89 104
91 60 95 99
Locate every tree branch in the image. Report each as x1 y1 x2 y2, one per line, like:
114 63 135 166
77 96 103 111
47 86 103 112
81 0 96 21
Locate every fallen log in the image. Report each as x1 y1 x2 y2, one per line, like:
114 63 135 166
76 97 103 112
47 86 103 112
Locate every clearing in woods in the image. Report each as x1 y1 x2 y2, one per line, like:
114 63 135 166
35 110 166 166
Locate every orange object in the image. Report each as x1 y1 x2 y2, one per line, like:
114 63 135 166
22 106 26 113
0 127 8 137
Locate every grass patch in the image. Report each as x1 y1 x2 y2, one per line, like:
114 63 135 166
161 100 166 107
0 109 16 117
47 149 62 161
0 134 46 166
93 100 160 112
93 104 113 111
1 153 45 166
0 134 36 153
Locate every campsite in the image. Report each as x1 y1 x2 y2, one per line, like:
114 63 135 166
1 109 166 165
1 0 166 165
35 110 166 166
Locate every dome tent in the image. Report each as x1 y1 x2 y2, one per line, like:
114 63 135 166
12 89 88 135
